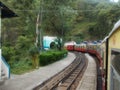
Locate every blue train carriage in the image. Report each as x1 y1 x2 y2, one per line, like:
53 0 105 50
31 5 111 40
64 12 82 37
0 1 17 83
107 19 120 90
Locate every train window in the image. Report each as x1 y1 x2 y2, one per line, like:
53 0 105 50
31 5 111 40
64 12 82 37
113 76 120 90
112 54 120 75
111 54 120 90
110 65 120 90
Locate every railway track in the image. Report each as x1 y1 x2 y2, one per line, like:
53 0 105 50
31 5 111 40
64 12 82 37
33 52 88 90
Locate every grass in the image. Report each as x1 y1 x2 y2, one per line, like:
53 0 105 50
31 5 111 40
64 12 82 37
10 58 35 74
11 65 34 74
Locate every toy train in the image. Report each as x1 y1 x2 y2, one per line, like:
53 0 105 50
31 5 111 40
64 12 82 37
66 19 120 90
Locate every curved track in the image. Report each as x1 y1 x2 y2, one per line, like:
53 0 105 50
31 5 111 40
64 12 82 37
33 52 88 90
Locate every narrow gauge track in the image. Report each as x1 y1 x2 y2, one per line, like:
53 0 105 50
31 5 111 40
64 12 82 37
33 52 88 90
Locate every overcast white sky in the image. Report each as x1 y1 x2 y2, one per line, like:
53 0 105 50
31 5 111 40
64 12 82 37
111 0 119 2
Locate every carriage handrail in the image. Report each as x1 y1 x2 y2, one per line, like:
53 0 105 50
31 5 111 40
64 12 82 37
1 56 10 79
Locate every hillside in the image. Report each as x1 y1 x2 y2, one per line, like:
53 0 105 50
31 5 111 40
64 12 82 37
1 0 120 70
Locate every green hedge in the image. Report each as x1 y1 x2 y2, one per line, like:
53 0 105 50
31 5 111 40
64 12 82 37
39 50 68 66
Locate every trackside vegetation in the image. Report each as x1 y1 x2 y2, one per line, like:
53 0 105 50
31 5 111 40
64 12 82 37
39 50 68 66
3 49 68 74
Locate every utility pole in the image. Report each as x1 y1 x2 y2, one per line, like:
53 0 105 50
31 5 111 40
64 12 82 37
40 0 43 51
35 13 39 48
36 0 43 51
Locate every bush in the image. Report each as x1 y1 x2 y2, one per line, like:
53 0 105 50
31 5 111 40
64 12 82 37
39 49 68 66
29 46 39 68
2 46 15 62
29 46 39 57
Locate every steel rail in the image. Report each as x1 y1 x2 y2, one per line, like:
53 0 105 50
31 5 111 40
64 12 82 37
33 52 87 90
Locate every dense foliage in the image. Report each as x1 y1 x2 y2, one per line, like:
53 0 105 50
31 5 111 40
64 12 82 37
1 0 120 74
69 0 120 40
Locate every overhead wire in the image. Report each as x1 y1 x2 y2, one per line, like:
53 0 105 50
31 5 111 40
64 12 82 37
6 6 120 12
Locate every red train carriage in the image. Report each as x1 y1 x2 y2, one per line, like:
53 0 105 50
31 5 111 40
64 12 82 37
87 43 97 54
74 44 86 52
67 42 103 90
65 41 76 51
66 45 74 51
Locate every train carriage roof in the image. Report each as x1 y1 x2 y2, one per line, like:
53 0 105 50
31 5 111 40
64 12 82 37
76 44 86 46
101 36 108 44
0 1 17 18
108 19 120 38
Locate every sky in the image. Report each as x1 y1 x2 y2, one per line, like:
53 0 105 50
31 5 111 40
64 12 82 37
114 0 119 2
111 0 119 2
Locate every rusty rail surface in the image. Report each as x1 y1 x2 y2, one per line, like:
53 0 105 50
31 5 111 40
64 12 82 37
33 52 88 90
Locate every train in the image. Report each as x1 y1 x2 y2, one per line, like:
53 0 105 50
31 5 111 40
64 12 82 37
66 19 120 90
